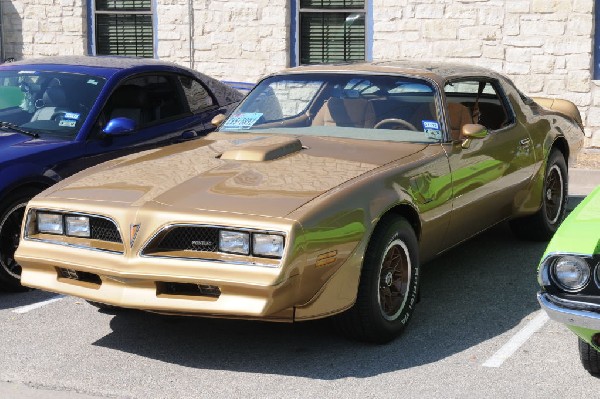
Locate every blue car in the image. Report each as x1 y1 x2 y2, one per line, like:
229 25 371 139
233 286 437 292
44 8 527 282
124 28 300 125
0 56 243 291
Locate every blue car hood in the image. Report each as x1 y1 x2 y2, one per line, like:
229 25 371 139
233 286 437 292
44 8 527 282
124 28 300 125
0 132 73 162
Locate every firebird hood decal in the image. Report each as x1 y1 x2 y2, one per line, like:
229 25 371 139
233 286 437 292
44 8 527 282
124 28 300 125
44 133 427 217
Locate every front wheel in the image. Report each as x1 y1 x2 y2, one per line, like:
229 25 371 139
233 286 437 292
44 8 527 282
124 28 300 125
510 149 567 241
335 216 419 344
0 189 39 292
579 338 600 376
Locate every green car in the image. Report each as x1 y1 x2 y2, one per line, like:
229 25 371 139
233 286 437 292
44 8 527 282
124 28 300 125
538 185 600 375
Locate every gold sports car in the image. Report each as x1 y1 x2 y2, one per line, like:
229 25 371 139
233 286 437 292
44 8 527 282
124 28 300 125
17 62 584 343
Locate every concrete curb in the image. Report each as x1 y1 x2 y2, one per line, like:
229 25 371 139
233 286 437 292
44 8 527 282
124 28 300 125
570 167 600 196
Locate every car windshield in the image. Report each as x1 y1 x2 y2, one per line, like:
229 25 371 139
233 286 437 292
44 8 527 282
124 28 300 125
0 69 106 139
220 73 442 143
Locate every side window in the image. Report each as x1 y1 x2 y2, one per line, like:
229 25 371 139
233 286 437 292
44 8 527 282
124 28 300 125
444 79 514 133
102 74 187 130
178 76 215 114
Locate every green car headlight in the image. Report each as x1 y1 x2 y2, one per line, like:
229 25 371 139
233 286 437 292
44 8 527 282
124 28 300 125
65 215 90 237
551 255 590 292
253 234 284 258
37 212 64 235
219 230 250 255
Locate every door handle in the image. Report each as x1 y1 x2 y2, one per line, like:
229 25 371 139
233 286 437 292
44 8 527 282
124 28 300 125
519 138 531 147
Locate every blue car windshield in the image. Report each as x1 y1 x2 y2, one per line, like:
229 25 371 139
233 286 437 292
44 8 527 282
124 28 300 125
219 73 442 143
0 70 106 138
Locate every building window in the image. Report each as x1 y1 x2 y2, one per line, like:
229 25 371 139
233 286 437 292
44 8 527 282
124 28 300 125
293 0 367 65
92 0 154 58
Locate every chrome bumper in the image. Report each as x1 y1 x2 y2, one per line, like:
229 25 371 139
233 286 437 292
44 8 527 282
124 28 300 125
538 292 600 330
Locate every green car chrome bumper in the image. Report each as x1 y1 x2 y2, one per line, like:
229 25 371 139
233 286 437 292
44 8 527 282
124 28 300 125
538 292 600 331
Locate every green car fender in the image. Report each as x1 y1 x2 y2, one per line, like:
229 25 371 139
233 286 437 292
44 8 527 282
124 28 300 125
542 185 600 258
540 185 600 349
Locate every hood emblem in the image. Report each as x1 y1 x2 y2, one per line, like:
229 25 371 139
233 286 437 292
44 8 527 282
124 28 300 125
130 224 140 248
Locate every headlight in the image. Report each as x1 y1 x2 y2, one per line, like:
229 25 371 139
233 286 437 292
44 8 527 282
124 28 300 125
219 230 250 255
65 216 90 237
37 212 63 234
551 255 590 291
253 234 284 258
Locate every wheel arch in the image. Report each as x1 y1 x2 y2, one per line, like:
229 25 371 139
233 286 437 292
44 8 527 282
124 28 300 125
376 202 422 242
0 177 54 207
551 136 570 167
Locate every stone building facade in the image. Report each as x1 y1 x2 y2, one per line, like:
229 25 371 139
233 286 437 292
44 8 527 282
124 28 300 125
1 0 599 146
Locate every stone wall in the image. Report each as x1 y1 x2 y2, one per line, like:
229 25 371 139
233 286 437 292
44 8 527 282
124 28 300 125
156 0 288 83
1 0 86 59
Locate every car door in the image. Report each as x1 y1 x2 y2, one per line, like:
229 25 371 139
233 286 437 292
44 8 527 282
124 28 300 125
442 78 537 248
82 72 221 168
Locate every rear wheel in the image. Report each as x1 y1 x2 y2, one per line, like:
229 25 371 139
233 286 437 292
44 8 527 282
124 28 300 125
510 149 567 241
335 216 419 344
579 338 600 376
0 188 40 292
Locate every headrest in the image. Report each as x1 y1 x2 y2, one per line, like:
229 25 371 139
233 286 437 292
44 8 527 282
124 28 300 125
42 86 66 107
109 85 149 108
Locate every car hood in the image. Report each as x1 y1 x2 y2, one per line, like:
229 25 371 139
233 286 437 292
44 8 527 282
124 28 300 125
42 132 428 218
0 131 72 160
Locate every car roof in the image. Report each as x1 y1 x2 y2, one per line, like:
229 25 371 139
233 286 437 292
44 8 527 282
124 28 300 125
1 56 187 78
281 60 503 85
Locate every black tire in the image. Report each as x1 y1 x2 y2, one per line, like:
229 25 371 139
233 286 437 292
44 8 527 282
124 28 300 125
579 338 600 376
0 188 40 292
510 149 567 241
334 216 419 344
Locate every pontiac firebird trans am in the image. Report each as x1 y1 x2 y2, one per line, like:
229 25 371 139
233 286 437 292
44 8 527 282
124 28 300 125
16 62 584 343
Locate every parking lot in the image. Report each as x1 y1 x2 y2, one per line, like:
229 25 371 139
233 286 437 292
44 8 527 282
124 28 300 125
2 209 600 398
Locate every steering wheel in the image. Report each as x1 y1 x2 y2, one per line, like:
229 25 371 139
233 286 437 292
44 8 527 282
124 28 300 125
374 118 418 131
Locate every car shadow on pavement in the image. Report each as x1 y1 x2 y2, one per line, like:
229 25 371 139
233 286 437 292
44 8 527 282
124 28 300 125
0 289 59 310
93 221 548 379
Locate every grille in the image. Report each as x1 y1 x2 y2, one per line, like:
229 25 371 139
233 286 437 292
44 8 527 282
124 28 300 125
153 227 219 252
90 217 122 243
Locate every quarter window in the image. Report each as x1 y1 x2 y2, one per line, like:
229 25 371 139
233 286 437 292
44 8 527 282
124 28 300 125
178 76 215 114
93 0 154 58
444 80 514 132
296 0 366 65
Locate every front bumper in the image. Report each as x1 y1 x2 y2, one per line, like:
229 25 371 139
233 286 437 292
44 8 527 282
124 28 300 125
18 240 299 321
538 292 600 330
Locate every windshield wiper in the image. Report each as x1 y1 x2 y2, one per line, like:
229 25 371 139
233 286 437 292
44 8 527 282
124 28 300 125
0 121 39 138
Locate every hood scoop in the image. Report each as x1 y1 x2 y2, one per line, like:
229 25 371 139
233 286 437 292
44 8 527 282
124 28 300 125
220 137 303 161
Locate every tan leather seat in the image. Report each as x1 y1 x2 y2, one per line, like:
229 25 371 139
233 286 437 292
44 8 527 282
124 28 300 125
312 97 376 128
447 102 473 141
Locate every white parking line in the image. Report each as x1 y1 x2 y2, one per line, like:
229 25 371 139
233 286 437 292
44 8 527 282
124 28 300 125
12 295 65 314
482 311 550 368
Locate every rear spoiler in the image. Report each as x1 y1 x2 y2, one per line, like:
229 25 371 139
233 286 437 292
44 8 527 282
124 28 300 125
532 97 583 129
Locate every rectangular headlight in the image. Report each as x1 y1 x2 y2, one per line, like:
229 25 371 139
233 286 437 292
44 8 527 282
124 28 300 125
252 234 284 258
65 215 90 237
37 212 63 235
219 230 250 255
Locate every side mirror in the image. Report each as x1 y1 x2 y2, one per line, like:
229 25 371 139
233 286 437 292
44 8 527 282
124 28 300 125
211 113 226 127
461 123 488 149
102 117 136 136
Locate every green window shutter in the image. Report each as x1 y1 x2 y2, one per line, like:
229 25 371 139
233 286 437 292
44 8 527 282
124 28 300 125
94 0 154 58
300 0 365 9
95 0 151 12
96 14 153 57
300 12 365 64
